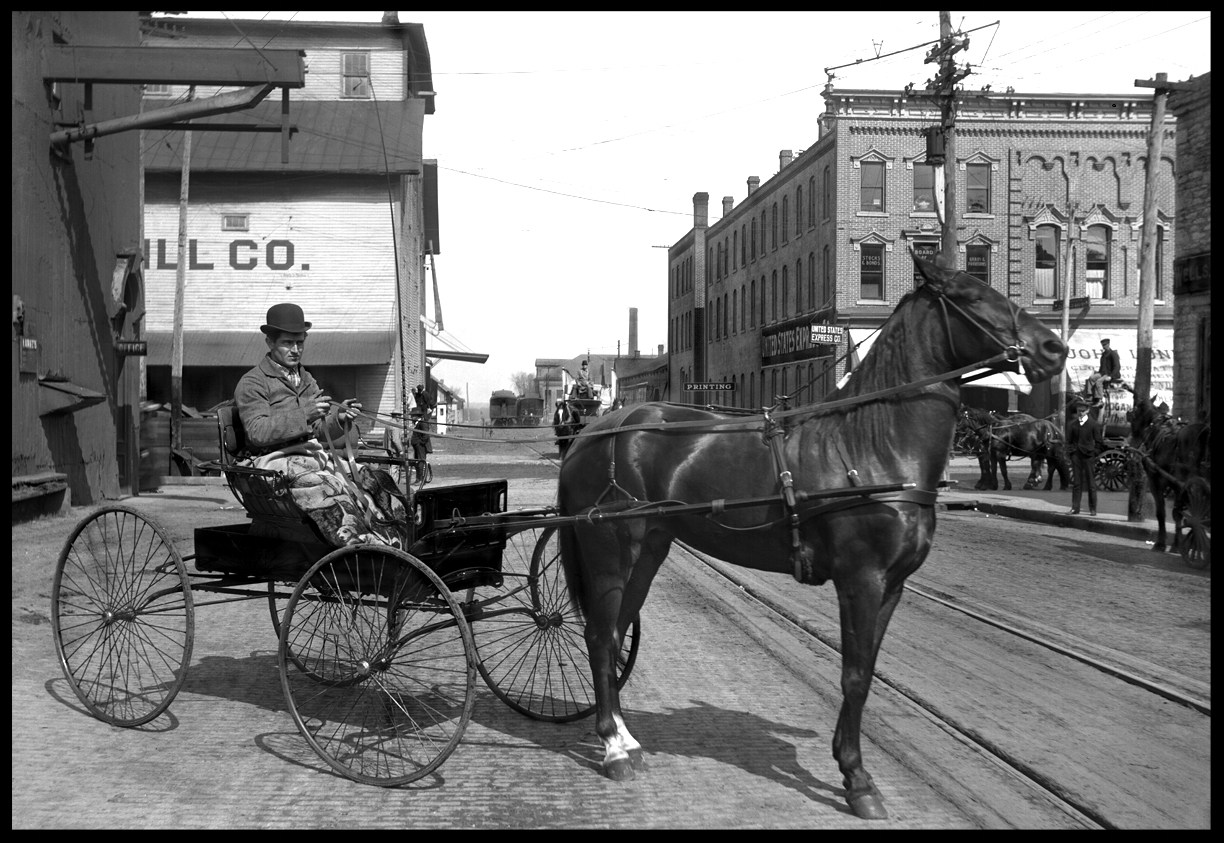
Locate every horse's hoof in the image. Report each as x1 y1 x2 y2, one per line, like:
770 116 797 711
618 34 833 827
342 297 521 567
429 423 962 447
604 756 636 782
847 791 888 820
1152 544 1167 554
628 748 645 770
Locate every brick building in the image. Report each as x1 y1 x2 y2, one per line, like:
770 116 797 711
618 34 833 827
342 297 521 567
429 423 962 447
667 86 1177 419
1168 73 1211 423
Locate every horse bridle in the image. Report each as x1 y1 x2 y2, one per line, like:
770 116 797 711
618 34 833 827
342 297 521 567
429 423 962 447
921 278 1026 369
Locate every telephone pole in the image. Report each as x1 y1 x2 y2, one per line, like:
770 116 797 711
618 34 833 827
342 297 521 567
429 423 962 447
1132 72 1189 403
925 12 973 266
170 86 194 463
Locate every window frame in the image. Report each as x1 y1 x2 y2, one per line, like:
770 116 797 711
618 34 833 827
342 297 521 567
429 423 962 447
1034 225 1060 299
965 162 991 214
341 51 372 99
859 243 885 300
1084 225 1110 299
860 161 885 213
912 162 936 213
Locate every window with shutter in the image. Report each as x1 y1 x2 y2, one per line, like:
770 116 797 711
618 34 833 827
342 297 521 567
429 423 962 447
342 52 371 98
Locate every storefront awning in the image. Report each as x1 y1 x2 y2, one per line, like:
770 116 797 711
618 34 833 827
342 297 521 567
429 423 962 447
147 331 395 367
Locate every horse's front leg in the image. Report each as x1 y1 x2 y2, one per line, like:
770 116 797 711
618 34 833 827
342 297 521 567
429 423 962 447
832 575 904 819
1151 477 1170 552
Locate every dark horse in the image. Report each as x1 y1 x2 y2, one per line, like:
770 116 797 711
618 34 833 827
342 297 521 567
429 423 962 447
1130 396 1211 553
556 255 1066 819
958 406 1069 490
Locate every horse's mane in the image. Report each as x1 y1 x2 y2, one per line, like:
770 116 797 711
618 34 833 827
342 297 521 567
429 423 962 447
810 288 955 457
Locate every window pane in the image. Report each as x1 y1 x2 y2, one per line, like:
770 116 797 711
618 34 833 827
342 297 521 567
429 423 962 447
966 245 990 284
966 164 990 213
1035 226 1059 298
911 241 939 286
913 164 935 211
860 162 884 211
861 244 884 299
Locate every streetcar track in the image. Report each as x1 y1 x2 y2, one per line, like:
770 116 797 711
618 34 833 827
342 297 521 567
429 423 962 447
902 579 1210 716
674 540 1113 830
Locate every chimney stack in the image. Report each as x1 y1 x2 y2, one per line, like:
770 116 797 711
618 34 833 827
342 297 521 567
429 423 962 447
722 196 734 216
693 192 709 229
779 149 793 170
658 344 664 357
628 307 639 357
747 176 760 195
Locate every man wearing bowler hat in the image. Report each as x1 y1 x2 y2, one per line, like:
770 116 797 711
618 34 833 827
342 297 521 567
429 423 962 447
1066 397 1105 516
235 302 362 455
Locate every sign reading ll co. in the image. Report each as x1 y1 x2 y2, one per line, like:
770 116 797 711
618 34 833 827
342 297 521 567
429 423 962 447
685 382 735 391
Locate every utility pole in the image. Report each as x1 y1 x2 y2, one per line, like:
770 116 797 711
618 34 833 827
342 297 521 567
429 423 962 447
1132 73 1184 403
170 86 194 467
925 12 973 266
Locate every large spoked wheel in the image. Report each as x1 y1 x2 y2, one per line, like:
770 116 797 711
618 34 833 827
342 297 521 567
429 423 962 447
279 546 477 786
471 525 639 722
1093 449 1129 491
51 505 195 727
1177 477 1211 570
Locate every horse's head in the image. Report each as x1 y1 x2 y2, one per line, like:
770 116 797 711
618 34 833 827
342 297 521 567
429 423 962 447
1130 396 1169 438
913 254 1066 386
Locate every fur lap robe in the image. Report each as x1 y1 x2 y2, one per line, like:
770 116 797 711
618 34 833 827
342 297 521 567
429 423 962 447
247 440 411 549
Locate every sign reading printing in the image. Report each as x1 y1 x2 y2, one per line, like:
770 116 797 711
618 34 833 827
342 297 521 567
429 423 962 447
685 382 735 391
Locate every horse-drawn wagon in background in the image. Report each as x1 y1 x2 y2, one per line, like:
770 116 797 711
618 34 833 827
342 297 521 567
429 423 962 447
515 396 545 426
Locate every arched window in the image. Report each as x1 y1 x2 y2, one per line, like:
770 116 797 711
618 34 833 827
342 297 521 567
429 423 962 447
1084 225 1110 299
822 245 831 306
750 219 757 260
741 224 747 265
808 252 816 310
823 166 832 218
750 279 757 327
1035 225 1060 298
795 259 803 313
809 175 817 225
796 185 804 233
723 293 729 339
740 284 746 331
732 230 738 270
771 270 778 321
781 265 789 318
772 203 779 249
781 197 789 243
732 289 738 334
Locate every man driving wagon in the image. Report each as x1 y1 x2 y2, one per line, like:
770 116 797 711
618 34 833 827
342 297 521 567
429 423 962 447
234 303 410 548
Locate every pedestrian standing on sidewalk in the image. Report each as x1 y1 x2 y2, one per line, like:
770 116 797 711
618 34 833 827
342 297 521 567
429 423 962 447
1067 397 1105 516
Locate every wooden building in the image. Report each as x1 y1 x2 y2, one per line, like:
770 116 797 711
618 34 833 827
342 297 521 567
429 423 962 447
140 15 437 437
13 12 145 509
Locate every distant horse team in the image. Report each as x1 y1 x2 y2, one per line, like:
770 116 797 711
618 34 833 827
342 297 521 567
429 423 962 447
957 406 1069 491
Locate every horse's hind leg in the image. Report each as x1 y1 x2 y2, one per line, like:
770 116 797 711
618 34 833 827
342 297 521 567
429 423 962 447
580 522 662 781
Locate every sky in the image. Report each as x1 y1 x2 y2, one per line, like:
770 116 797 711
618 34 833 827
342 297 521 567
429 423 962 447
174 11 1210 408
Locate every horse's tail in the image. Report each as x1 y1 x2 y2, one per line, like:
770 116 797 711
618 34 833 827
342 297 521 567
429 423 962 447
557 520 588 624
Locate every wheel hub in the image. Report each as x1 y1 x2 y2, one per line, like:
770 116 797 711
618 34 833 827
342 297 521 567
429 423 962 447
534 610 564 630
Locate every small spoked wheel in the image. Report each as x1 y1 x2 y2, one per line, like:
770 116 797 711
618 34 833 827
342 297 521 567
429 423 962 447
51 505 195 727
279 545 477 786
470 526 639 722
1178 477 1211 570
1093 449 1129 492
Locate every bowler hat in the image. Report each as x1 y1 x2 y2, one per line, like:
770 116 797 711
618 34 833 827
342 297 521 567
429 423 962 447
261 303 312 336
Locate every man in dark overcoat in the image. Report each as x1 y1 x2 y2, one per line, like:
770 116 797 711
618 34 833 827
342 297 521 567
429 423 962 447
1067 397 1106 516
